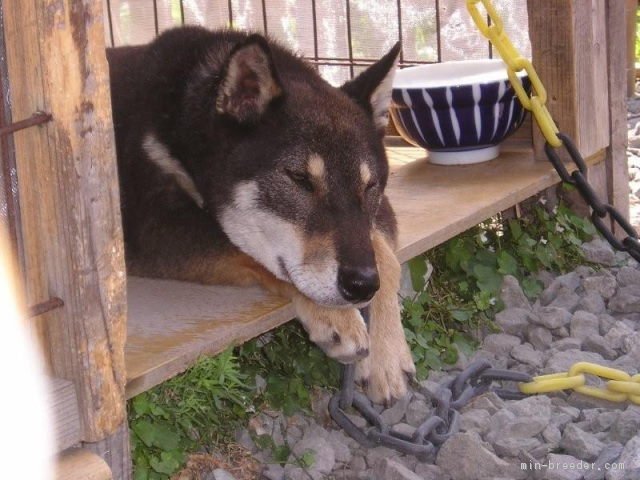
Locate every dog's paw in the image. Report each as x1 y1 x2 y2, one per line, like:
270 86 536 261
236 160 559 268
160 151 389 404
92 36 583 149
355 330 416 405
295 302 370 363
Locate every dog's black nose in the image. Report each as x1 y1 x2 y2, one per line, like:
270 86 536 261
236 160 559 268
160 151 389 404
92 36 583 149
338 265 380 303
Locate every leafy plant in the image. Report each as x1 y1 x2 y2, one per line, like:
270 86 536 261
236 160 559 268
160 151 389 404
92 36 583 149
403 202 595 380
129 201 596 476
129 350 254 480
237 322 342 415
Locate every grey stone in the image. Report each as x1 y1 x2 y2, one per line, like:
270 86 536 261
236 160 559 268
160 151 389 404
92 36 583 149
209 470 236 480
348 455 367 472
560 424 606 461
419 379 444 398
235 428 257 453
552 337 583 351
583 274 618 299
495 308 535 336
285 426 303 446
543 454 587 480
612 353 640 374
582 239 616 266
283 466 321 480
554 326 571 338
436 433 517 480
617 266 640 287
583 335 618 360
609 285 640 313
390 422 416 438
405 400 431 427
262 464 285 480
506 395 552 421
460 409 490 434
534 306 573 329
486 406 549 443
610 407 640 444
414 464 450 480
589 411 621 433
460 392 505 415
548 289 581 312
541 272 581 305
364 446 396 469
542 424 562 446
528 325 553 350
483 333 522 356
605 435 640 480
380 394 411 425
578 292 607 314
345 413 367 429
493 436 541 457
599 314 618 335
373 458 421 480
622 331 640 354
511 343 544 368
545 349 606 373
327 430 352 464
584 443 623 480
603 322 635 350
290 436 335 475
567 392 626 410
501 275 531 309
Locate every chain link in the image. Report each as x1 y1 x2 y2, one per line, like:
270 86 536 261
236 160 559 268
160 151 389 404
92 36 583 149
329 333 534 459
330 0 640 457
466 0 561 146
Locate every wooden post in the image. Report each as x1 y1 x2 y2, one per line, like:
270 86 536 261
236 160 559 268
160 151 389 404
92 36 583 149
1 0 129 477
527 1 613 215
607 0 631 229
626 0 637 98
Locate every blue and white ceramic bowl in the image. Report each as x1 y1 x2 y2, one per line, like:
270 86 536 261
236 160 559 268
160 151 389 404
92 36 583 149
389 59 531 165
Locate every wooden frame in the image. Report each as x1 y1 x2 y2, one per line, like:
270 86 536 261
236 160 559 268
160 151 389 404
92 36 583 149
0 1 628 478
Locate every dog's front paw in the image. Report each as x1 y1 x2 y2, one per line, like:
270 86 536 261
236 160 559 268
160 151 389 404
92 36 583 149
294 298 370 363
355 328 415 405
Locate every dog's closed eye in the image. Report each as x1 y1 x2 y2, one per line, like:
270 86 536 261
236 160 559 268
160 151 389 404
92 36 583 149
285 168 314 193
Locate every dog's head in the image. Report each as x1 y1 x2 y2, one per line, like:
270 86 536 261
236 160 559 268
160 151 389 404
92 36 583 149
207 35 400 307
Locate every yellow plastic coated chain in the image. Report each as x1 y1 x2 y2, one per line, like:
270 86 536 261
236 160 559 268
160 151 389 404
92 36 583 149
465 1 638 405
466 0 562 147
519 363 640 405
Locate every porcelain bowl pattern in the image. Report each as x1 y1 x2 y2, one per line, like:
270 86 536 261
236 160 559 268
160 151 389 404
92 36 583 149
389 59 532 165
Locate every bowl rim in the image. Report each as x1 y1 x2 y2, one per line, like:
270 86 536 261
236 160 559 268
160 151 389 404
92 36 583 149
393 59 528 90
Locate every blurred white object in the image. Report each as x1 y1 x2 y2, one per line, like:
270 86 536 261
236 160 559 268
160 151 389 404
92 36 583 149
0 233 53 479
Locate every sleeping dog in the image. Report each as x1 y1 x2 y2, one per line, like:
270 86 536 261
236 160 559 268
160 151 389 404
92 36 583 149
107 27 415 404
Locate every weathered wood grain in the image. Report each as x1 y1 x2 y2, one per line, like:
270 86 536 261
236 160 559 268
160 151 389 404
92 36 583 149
49 378 81 452
607 0 631 230
55 448 112 480
125 146 606 398
527 0 610 161
2 0 127 446
85 421 130 480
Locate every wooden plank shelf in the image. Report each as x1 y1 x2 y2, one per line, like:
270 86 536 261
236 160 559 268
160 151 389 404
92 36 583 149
125 145 604 398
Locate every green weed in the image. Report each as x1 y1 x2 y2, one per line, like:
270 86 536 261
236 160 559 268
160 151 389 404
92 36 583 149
129 202 595 477
403 203 595 379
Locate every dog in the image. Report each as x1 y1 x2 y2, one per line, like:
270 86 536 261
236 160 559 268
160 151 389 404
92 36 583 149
107 27 415 404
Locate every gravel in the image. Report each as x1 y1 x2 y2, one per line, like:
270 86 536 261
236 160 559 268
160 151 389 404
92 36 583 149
221 101 640 480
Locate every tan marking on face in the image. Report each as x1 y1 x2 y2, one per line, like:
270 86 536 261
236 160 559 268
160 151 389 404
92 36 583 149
308 154 326 190
303 233 335 265
360 163 372 188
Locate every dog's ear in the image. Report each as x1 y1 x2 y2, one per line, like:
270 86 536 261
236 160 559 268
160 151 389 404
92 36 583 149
341 42 401 133
216 35 283 123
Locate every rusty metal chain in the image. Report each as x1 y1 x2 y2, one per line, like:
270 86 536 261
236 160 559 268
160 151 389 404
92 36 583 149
329 308 533 458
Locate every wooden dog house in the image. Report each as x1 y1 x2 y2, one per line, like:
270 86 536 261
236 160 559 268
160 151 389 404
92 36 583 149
0 1 630 478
